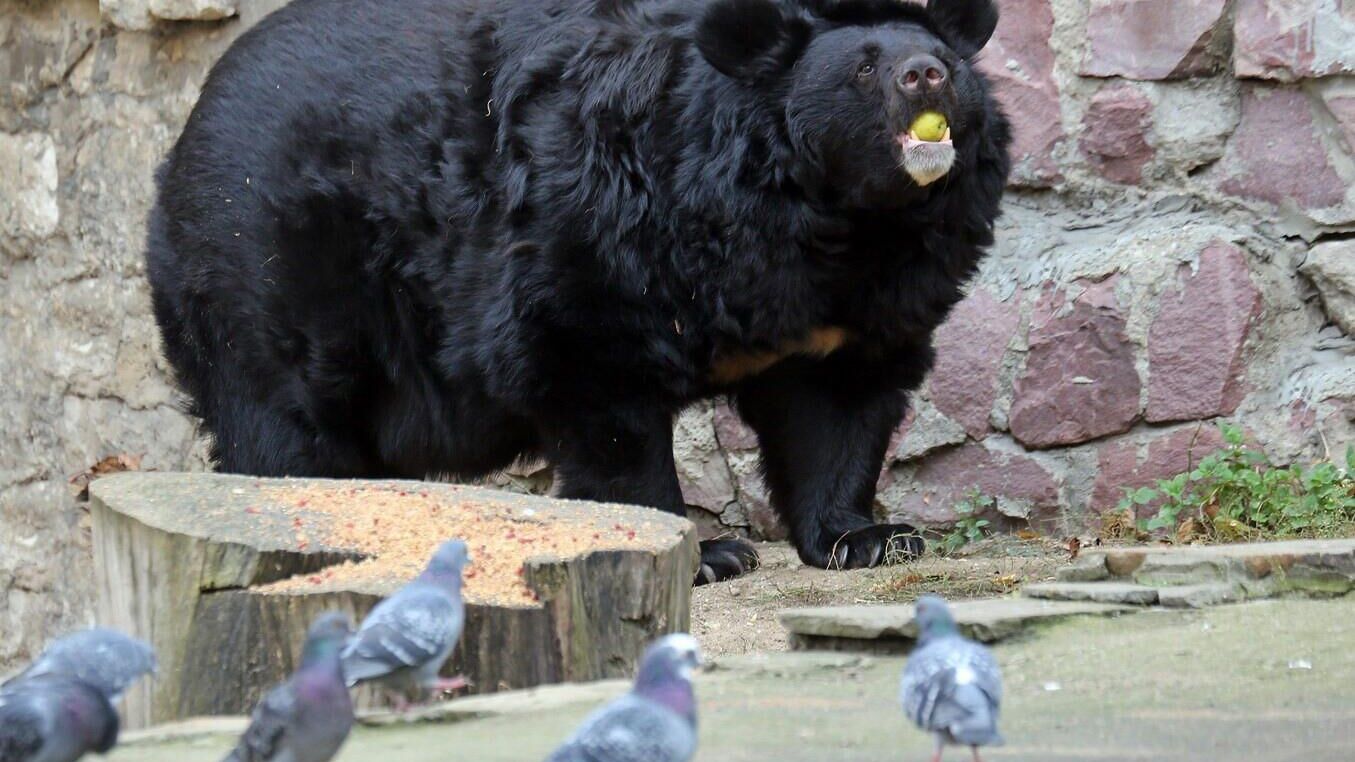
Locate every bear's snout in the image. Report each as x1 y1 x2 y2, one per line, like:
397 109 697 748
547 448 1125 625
895 54 948 96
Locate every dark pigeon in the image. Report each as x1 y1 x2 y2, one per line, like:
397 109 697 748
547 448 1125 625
222 612 354 762
341 540 469 708
4 628 156 702
899 595 1004 762
0 675 119 762
545 633 701 762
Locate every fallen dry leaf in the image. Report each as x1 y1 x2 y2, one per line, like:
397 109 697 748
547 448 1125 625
1066 536 1081 560
69 453 143 502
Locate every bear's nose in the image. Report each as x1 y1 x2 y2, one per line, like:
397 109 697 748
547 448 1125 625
896 54 948 95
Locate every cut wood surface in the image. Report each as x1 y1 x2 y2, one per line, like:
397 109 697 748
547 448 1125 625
90 473 697 728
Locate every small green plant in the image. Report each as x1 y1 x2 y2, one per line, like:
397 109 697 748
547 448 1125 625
938 491 995 554
1119 422 1355 541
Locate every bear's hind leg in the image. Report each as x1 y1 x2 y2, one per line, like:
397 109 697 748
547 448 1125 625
733 355 925 570
205 389 380 478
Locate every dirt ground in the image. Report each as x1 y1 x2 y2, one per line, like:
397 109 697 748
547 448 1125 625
690 536 1067 655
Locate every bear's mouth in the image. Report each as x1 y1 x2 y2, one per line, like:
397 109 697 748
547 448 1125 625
897 128 955 187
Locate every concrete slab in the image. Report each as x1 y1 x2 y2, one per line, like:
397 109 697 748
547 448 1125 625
1024 582 1160 605
1157 583 1242 609
109 599 1355 762
779 597 1134 652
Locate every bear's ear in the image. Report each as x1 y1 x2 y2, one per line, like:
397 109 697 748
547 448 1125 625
925 0 999 59
696 0 811 82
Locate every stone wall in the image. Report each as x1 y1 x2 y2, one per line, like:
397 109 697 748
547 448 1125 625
1 0 1352 671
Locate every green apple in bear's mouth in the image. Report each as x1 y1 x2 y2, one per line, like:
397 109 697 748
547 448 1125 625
910 111 949 143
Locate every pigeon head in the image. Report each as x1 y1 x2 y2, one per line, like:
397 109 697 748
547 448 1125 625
82 628 159 675
633 633 701 724
131 636 159 676
421 539 471 585
915 595 960 643
300 612 353 668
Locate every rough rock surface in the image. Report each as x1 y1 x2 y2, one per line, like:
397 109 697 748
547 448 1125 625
888 398 968 463
882 442 1060 527
0 133 60 240
3 0 1355 674
1233 0 1355 80
101 0 238 30
976 0 1063 187
1081 0 1230 80
926 288 1021 438
1090 424 1227 514
1079 83 1155 184
1009 280 1141 449
1301 239 1355 336
1322 89 1355 155
1215 86 1349 212
1146 242 1261 422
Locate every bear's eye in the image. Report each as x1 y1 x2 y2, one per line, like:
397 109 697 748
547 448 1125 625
856 62 876 79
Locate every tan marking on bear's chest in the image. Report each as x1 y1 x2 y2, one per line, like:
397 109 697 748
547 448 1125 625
709 326 852 385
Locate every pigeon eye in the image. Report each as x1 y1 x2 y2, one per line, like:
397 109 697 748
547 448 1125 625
856 62 876 79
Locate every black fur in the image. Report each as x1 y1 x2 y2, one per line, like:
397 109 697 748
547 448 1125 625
147 0 1011 583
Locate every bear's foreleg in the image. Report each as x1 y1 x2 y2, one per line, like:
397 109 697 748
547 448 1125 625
733 354 926 570
543 405 759 584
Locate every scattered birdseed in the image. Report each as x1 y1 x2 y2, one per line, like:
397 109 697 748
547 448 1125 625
251 482 677 607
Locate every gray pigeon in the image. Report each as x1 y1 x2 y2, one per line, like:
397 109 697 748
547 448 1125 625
0 675 119 762
341 539 469 709
899 596 1004 762
223 612 354 762
4 628 156 702
544 633 701 762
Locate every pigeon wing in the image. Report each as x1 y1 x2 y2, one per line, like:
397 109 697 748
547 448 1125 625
546 695 694 762
966 642 1003 705
342 586 459 685
223 682 296 762
900 642 953 728
900 640 1004 744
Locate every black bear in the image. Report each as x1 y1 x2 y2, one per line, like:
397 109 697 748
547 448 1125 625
147 0 1011 583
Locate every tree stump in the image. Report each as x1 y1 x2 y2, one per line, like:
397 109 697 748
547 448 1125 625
90 473 696 728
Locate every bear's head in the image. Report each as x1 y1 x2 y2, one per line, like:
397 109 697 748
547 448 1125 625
697 0 1003 209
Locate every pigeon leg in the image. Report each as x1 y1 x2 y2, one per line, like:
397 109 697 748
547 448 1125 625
432 675 470 694
929 735 945 762
970 747 983 762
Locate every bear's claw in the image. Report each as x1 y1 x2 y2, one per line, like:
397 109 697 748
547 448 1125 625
695 538 760 585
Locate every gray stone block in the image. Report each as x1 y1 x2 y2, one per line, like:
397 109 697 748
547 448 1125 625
1024 582 1160 605
1157 583 1241 608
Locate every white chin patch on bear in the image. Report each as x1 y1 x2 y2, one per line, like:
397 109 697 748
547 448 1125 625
898 131 955 187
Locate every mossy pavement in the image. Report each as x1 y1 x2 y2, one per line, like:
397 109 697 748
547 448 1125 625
116 598 1355 762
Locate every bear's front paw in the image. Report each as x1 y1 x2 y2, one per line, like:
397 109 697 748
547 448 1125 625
695 538 760 585
811 524 925 570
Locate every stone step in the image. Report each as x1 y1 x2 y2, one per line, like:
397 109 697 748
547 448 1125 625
778 598 1133 653
1025 582 1160 605
1056 539 1355 598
